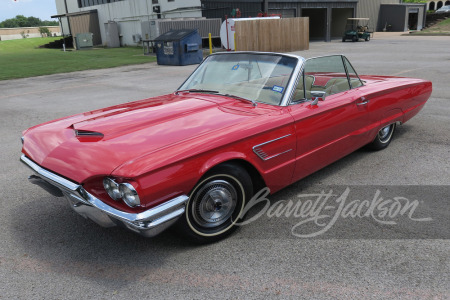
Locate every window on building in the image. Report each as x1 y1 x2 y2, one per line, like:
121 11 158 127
78 0 125 8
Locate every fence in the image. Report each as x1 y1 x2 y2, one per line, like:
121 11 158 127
234 17 309 52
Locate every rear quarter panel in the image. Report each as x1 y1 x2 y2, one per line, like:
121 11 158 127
359 76 432 134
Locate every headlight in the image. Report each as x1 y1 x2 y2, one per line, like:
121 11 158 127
119 183 141 207
103 177 121 201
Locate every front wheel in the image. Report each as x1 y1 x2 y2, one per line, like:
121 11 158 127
367 123 396 150
352 36 358 42
177 163 252 243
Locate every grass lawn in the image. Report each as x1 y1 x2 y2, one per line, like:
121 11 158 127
0 37 156 80
411 18 450 35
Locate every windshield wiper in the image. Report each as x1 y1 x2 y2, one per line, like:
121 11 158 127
221 94 257 107
176 89 219 94
177 89 257 107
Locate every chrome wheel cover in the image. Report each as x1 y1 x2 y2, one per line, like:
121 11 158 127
191 180 237 228
378 124 393 143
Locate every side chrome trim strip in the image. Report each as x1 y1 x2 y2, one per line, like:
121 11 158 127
252 134 293 161
260 149 292 161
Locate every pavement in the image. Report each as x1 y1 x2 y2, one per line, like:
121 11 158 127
0 34 449 299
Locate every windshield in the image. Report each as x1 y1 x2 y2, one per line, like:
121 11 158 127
178 53 298 106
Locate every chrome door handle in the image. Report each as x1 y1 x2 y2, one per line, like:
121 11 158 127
357 97 369 105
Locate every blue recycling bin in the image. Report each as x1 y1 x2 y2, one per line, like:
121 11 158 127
154 29 203 66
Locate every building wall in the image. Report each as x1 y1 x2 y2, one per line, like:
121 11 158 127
268 1 358 41
413 5 426 30
379 4 426 31
201 1 358 41
69 12 102 46
55 0 202 46
331 8 353 37
200 0 263 19
356 0 400 32
379 5 405 31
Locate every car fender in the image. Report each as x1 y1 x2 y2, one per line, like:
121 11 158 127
381 108 404 127
199 151 250 174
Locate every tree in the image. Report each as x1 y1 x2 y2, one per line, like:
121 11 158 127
27 16 42 27
0 15 59 28
41 20 59 26
15 15 28 27
1 18 19 28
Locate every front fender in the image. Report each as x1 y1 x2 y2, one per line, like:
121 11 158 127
199 151 250 174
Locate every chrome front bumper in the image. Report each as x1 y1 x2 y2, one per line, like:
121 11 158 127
21 154 189 237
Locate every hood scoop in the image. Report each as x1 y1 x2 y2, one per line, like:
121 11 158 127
75 129 103 137
74 129 104 142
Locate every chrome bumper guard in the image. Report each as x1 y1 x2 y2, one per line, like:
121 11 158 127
21 154 189 237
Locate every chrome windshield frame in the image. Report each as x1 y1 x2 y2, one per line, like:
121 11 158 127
176 51 306 107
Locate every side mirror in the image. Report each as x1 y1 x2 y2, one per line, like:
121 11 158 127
310 91 326 106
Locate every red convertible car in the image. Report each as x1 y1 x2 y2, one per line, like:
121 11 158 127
21 52 432 242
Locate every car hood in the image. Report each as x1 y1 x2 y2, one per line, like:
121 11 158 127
22 93 273 183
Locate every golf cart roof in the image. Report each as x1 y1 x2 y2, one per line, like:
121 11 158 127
347 18 370 21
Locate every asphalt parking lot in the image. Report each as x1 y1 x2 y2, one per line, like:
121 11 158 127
1 34 449 299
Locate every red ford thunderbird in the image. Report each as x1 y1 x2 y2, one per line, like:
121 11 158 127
21 52 432 242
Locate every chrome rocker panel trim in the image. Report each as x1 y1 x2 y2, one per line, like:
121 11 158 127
21 154 188 237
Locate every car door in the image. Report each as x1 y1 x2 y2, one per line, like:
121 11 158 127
287 55 373 183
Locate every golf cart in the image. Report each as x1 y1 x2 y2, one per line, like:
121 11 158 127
342 18 371 42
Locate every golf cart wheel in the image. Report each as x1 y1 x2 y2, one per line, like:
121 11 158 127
365 35 370 41
352 36 357 42
342 37 346 42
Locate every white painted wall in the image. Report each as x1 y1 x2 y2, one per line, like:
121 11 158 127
54 0 202 46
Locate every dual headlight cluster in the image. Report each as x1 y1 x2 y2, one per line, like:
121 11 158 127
103 177 140 207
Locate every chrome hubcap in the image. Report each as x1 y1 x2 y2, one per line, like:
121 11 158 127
192 180 237 228
378 124 392 142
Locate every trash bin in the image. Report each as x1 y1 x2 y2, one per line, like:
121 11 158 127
154 29 203 66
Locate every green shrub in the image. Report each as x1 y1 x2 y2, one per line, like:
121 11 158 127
39 27 51 37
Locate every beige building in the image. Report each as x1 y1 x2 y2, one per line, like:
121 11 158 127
0 26 61 41
426 0 450 11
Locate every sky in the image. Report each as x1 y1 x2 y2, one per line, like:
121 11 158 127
0 0 57 22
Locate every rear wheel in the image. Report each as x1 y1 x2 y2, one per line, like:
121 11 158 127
352 36 358 42
342 37 346 42
365 35 370 41
177 163 252 243
368 123 396 150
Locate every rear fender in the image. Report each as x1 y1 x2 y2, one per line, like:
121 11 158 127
381 108 404 127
